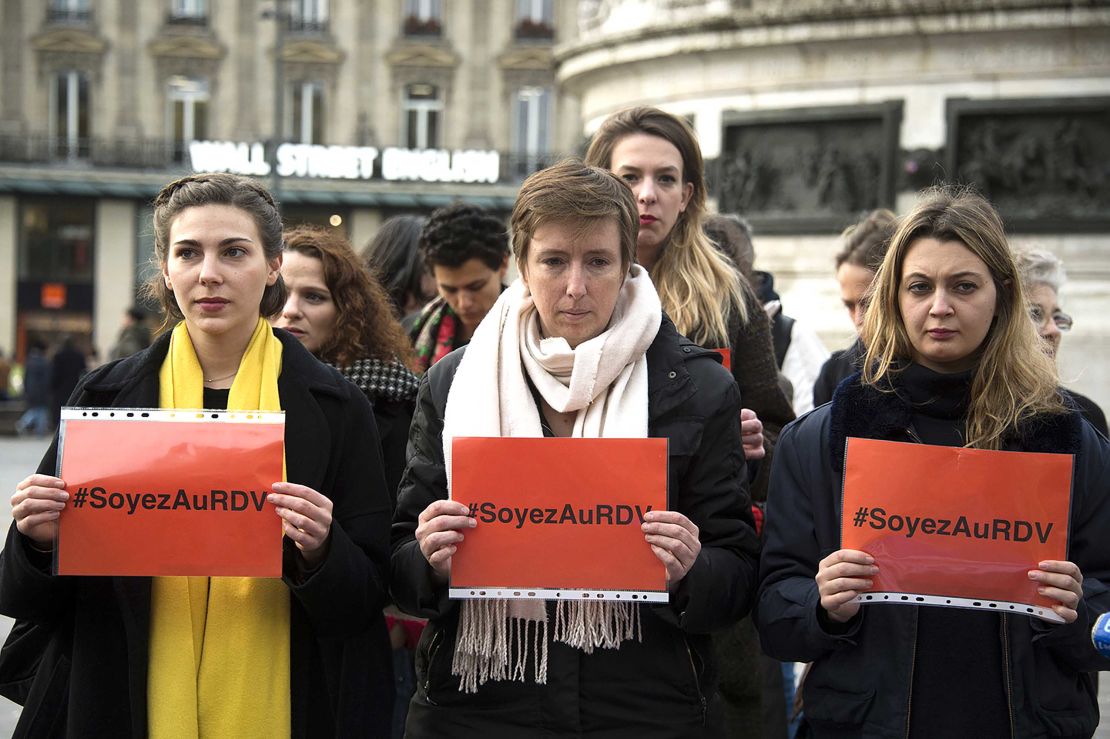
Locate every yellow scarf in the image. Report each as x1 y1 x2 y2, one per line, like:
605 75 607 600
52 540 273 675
148 318 291 738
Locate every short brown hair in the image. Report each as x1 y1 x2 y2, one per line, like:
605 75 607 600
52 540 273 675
835 209 897 272
146 173 286 329
510 158 638 272
283 225 414 368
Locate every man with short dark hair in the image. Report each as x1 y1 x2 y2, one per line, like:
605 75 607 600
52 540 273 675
409 203 509 373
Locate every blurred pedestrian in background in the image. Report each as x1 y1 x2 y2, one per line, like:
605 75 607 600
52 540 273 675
49 336 86 430
15 339 50 437
110 306 153 361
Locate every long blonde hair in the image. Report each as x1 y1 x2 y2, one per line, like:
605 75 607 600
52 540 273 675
861 187 1064 449
585 107 745 347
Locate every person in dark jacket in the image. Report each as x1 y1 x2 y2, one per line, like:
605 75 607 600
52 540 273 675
109 306 153 361
584 107 795 489
15 340 51 437
756 188 1110 738
49 336 86 430
1014 246 1108 437
1 173 393 737
273 223 421 739
274 224 419 500
391 160 759 738
812 209 897 408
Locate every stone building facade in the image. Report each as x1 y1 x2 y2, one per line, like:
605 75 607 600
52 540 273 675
0 0 579 362
557 0 1110 411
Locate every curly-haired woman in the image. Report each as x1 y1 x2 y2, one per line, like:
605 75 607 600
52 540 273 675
273 224 419 500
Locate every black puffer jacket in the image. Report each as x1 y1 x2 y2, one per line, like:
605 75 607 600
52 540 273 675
756 373 1110 738
390 317 760 738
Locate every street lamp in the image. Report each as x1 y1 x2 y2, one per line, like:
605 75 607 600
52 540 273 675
260 1 289 199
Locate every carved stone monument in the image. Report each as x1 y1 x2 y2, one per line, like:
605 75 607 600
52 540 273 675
715 103 901 232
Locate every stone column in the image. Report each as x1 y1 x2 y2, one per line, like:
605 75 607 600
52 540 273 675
93 200 137 360
0 196 17 353
114 0 141 139
233 0 259 138
0 0 25 136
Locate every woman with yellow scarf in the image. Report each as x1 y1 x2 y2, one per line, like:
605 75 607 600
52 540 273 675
2 173 394 737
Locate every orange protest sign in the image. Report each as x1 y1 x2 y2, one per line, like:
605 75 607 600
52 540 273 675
56 408 285 577
713 348 732 371
841 437 1073 622
449 437 668 602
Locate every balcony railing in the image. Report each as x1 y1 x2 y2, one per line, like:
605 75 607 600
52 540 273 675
0 135 190 170
46 7 94 24
287 17 329 34
166 11 209 27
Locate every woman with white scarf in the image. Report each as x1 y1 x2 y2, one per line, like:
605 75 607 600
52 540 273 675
391 159 759 738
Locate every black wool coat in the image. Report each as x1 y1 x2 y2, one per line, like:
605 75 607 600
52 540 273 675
756 373 1110 738
0 330 394 738
390 316 760 738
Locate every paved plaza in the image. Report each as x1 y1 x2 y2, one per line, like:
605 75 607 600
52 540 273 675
0 434 1108 737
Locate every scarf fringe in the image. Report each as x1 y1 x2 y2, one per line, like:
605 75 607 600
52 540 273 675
452 599 639 693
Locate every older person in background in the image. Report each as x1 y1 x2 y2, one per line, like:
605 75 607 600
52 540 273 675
1015 247 1107 436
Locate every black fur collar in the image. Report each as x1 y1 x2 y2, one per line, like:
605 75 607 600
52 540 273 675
829 371 1083 472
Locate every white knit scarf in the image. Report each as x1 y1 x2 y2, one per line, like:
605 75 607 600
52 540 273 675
442 265 662 693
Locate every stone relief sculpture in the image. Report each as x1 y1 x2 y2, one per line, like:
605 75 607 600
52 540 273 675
716 115 891 224
954 108 1108 221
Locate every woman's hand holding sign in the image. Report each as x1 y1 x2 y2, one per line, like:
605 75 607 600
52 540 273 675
1030 560 1084 624
12 474 69 549
817 549 878 623
268 482 334 567
416 500 476 582
642 511 702 585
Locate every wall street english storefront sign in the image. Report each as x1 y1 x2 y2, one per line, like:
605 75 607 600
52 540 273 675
188 140 501 183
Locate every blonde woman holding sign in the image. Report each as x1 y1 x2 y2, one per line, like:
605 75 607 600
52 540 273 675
0 173 394 736
390 160 759 737
755 188 1110 737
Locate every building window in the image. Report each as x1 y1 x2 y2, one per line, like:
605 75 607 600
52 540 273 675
167 76 209 163
49 71 90 160
289 0 328 33
515 0 554 40
512 87 551 177
288 82 324 144
403 0 442 37
48 0 92 24
402 83 442 149
169 0 207 24
19 198 96 282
